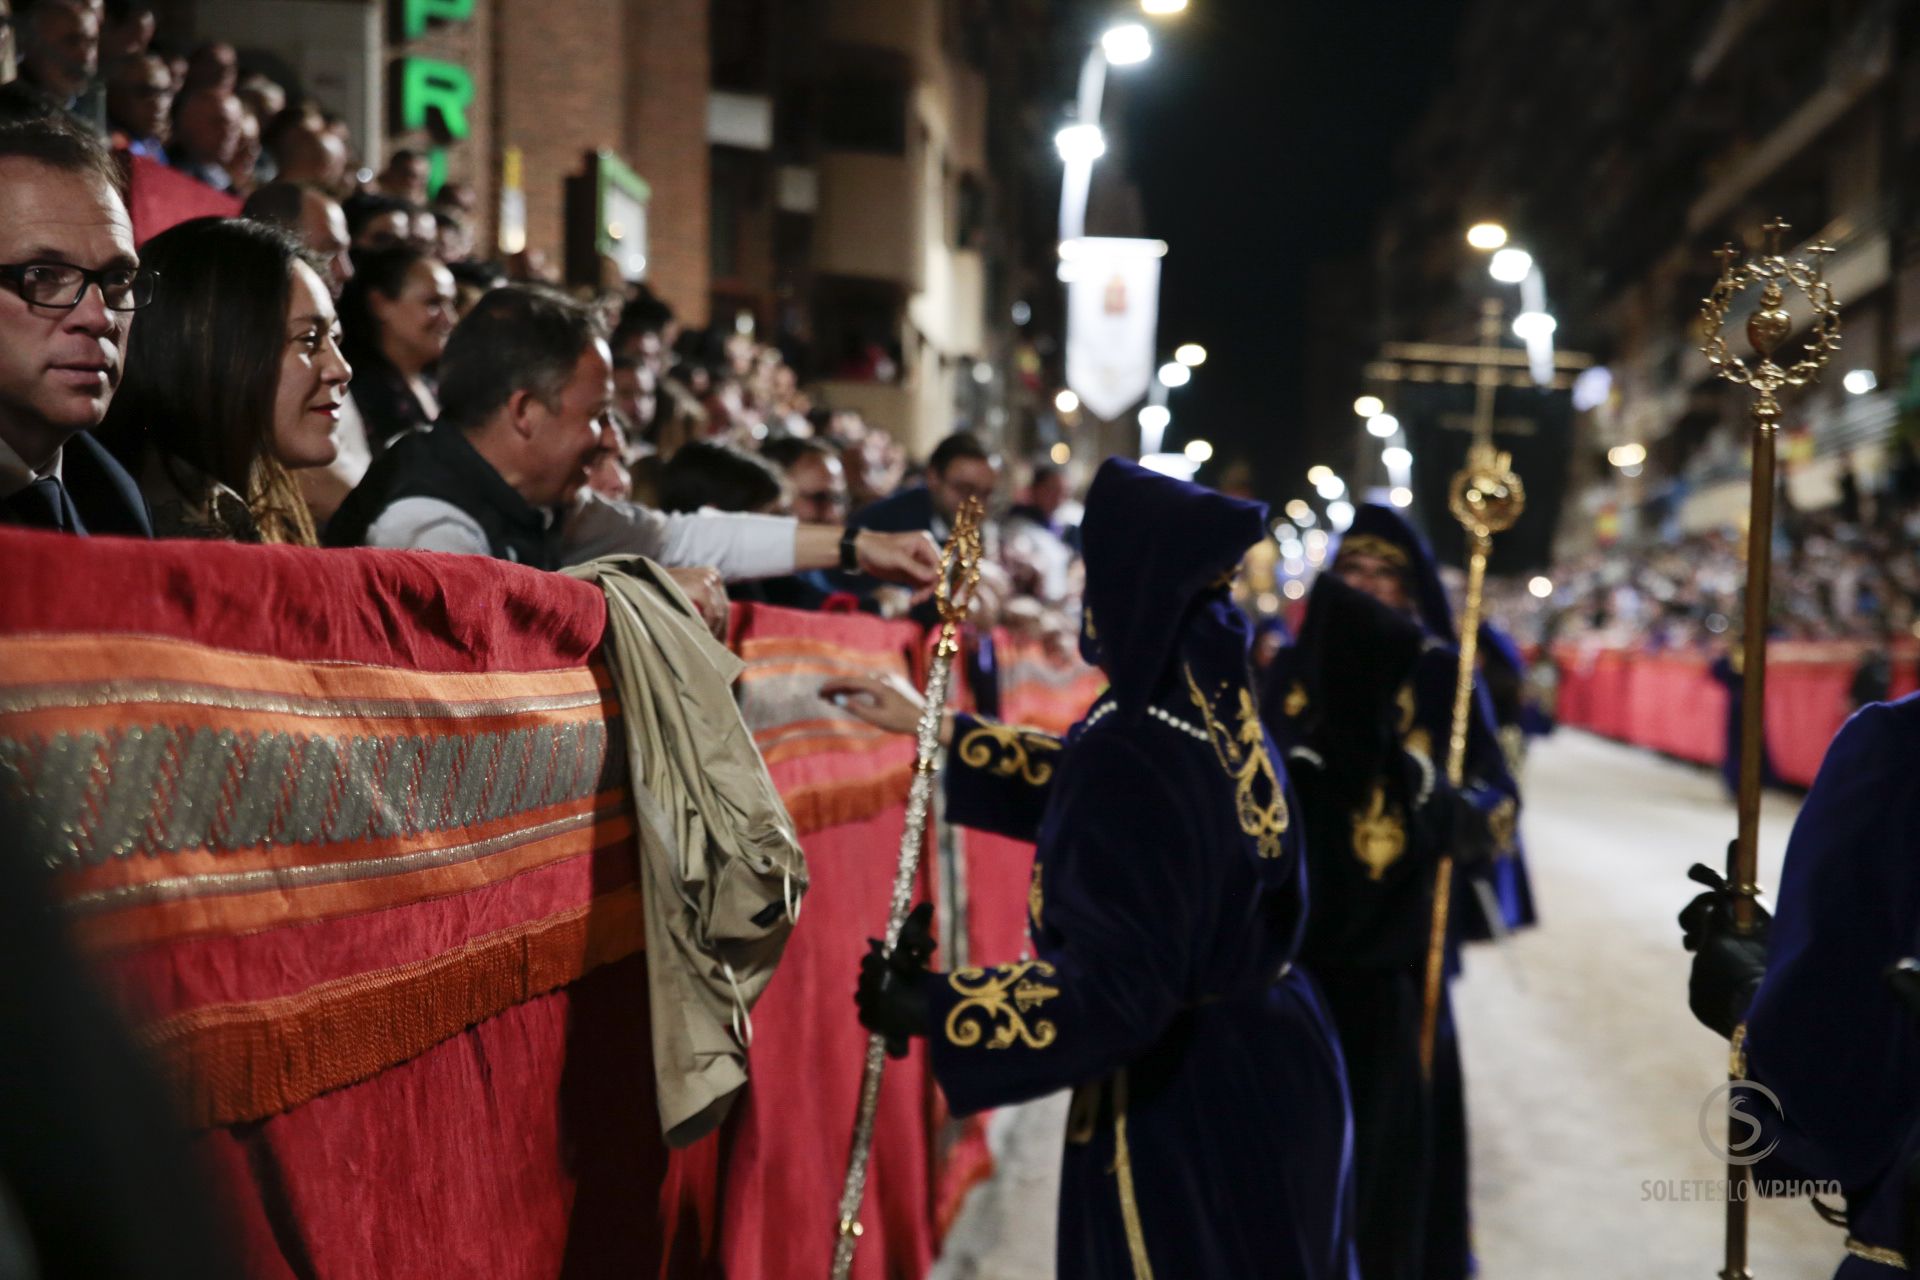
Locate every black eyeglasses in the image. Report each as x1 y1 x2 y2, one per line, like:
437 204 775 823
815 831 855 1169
0 262 159 312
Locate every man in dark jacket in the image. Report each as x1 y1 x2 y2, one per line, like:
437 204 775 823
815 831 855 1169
0 114 152 537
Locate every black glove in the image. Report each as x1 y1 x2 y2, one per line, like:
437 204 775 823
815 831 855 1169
855 902 935 1059
1412 776 1498 869
1679 858 1771 1039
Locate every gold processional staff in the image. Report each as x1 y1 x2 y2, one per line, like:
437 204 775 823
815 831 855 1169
829 498 985 1280
1420 301 1526 1079
1696 218 1840 1280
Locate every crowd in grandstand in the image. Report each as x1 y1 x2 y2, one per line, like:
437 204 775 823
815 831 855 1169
0 0 1087 647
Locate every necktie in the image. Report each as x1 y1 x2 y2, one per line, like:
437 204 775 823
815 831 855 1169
3 475 80 533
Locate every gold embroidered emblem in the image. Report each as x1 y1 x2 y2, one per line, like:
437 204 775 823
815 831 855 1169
1028 863 1044 931
1351 783 1406 879
956 722 1061 786
1487 796 1518 856
1183 667 1289 858
1283 681 1308 718
944 961 1061 1050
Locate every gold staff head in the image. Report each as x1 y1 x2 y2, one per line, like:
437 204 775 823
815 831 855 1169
935 496 987 625
1448 442 1526 541
1699 217 1842 426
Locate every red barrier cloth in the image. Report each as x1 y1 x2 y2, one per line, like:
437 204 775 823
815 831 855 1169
722 605 938 1278
1544 640 1920 789
125 151 242 244
991 629 1104 736
0 530 669 1277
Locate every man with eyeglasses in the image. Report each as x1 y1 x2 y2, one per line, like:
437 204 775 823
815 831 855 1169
0 115 153 536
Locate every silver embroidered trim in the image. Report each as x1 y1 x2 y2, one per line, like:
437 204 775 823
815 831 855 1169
0 720 616 870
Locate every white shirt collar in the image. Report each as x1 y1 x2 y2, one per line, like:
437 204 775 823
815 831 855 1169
0 434 63 501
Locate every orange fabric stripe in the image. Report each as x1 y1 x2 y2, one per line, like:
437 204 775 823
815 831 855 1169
739 635 910 668
781 765 913 837
140 884 647 1127
0 699 614 742
72 810 635 952
0 632 608 702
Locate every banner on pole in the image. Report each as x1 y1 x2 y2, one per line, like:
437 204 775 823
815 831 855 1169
1064 237 1165 422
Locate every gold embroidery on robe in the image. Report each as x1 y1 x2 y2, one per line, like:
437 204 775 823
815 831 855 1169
1487 796 1518 856
944 961 1061 1050
1351 783 1407 879
956 722 1062 787
1028 863 1044 931
1283 681 1309 718
1183 668 1289 858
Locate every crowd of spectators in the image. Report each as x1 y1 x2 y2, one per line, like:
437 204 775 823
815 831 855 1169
0 0 1089 652
1487 492 1920 659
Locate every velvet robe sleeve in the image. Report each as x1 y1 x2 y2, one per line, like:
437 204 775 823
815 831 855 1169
1409 648 1520 855
1744 699 1920 1192
942 712 1064 844
922 733 1196 1116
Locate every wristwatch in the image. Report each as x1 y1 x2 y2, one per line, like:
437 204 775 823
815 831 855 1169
838 528 862 572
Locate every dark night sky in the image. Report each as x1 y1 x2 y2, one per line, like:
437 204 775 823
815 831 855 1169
1115 0 1468 503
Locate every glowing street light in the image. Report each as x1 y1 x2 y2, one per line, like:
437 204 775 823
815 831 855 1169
1101 22 1153 66
1055 123 1107 164
1050 442 1072 464
1158 361 1192 388
1353 394 1384 419
1282 579 1307 601
1528 576 1554 599
1466 222 1509 251
1390 486 1414 508
1489 247 1533 284
1306 465 1334 486
1138 404 1171 432
1054 389 1080 414
1844 369 1879 395
1607 442 1647 468
1175 343 1208 367
1141 0 1188 13
1366 413 1399 439
1285 499 1314 524
1314 475 1346 501
1326 500 1356 532
1184 438 1214 463
1381 446 1412 469
1512 311 1557 341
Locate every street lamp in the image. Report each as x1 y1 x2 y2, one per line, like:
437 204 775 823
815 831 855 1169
1175 343 1208 367
1466 222 1509 251
1512 311 1557 341
1366 413 1399 439
1101 22 1153 66
1054 389 1080 414
1382 446 1412 469
1184 439 1214 462
1489 247 1533 284
1158 361 1191 388
1141 0 1188 13
1055 123 1107 164
1390 486 1414 508
1353 394 1384 418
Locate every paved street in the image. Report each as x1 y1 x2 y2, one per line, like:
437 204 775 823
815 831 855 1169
933 729 1845 1277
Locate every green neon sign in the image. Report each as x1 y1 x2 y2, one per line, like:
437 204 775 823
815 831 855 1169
398 57 474 140
400 0 474 41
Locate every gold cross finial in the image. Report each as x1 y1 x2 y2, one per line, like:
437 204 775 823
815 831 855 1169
1714 244 1740 279
1761 217 1791 254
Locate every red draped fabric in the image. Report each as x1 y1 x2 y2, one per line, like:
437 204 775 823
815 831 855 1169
124 151 243 244
1549 641 1919 787
0 534 1071 1280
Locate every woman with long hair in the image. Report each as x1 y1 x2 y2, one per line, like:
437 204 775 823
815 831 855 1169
300 242 453 522
99 216 351 545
